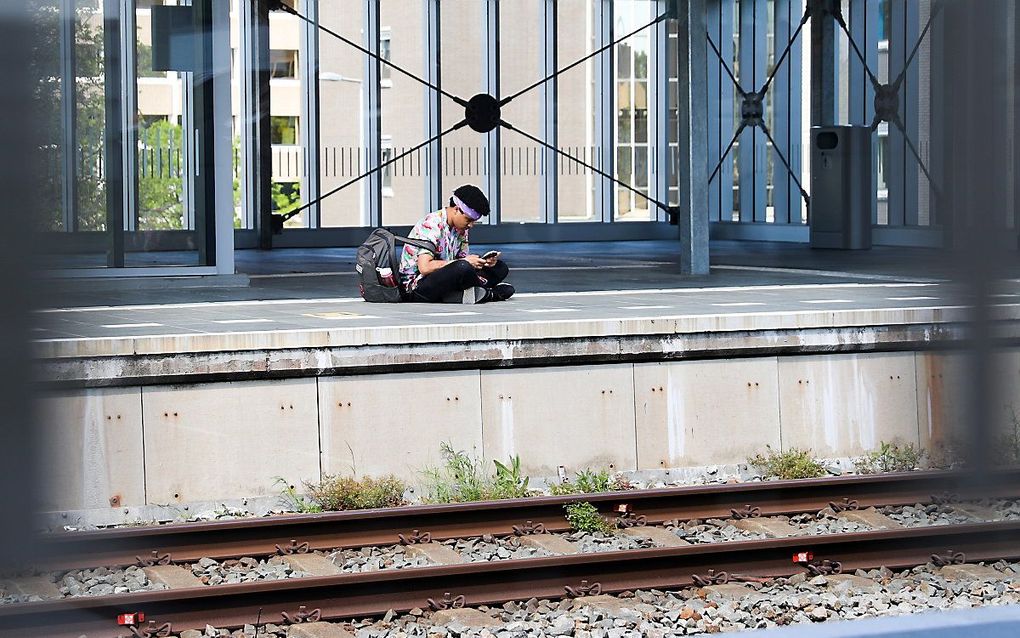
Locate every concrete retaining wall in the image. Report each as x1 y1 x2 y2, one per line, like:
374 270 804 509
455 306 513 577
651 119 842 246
37 349 1020 513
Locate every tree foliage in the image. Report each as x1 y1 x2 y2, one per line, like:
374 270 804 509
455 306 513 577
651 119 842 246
138 119 185 230
31 3 108 232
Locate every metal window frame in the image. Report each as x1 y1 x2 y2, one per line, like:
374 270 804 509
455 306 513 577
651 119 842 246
594 0 614 223
245 0 274 248
364 0 383 227
60 0 78 233
737 0 767 223
46 0 232 278
301 0 322 228
887 0 920 228
102 0 126 267
848 0 879 226
706 0 736 223
541 0 558 224
192 0 217 266
120 0 138 233
211 0 236 275
772 0 804 225
651 0 669 222
424 0 443 211
483 0 501 226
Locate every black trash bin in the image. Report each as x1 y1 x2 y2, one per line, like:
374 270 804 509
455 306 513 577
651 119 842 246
810 126 873 250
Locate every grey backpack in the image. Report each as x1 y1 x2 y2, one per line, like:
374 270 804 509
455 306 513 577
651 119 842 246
356 228 438 302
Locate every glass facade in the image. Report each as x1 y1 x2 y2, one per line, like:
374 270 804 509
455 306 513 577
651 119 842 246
35 0 956 274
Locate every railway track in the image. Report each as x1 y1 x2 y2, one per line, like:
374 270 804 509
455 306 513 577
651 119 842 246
3 521 1020 637
3 470 1017 637
37 469 1020 570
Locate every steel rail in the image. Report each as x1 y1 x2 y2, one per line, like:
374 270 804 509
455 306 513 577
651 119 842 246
36 469 1020 571
4 521 1020 638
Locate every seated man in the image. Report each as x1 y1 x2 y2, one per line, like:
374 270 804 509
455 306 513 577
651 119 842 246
399 184 515 304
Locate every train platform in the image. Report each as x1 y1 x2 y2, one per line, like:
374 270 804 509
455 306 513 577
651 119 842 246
29 240 1020 514
34 240 1020 380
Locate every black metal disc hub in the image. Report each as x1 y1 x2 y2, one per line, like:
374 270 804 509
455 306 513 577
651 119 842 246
465 93 502 133
874 84 900 124
740 91 765 127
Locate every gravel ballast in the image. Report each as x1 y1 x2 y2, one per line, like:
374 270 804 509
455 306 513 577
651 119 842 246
168 560 1020 637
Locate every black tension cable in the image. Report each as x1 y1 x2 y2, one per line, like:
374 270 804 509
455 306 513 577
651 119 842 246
268 0 467 106
265 0 677 219
826 0 944 199
706 0 945 213
502 122 671 213
705 8 811 210
500 12 669 107
279 120 470 219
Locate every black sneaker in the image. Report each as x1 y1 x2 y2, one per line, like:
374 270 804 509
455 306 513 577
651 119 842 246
490 283 515 301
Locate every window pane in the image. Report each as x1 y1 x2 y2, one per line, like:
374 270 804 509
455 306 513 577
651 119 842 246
441 0 486 211
75 0 107 233
634 48 647 79
270 49 297 79
499 0 544 223
617 42 631 78
617 146 632 184
634 109 648 144
634 146 648 188
271 117 296 146
614 0 654 222
556 0 597 222
135 0 196 238
269 7 304 228
34 1 64 232
380 0 427 225
318 1 365 227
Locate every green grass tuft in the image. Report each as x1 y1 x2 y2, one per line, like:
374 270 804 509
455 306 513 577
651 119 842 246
564 501 614 534
550 468 627 495
748 446 826 480
303 474 405 511
422 442 531 503
854 441 925 474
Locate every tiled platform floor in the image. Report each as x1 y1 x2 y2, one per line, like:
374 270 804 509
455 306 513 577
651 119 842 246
35 240 1019 345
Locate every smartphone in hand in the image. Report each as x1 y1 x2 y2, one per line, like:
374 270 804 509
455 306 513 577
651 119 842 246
482 250 501 260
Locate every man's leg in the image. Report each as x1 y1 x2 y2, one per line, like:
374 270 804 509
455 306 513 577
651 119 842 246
410 260 481 302
476 260 509 288
477 260 514 301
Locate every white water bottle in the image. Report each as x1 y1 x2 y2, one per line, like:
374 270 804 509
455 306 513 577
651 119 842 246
376 266 396 287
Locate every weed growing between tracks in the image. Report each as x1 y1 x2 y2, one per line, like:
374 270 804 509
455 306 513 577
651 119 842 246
550 468 629 495
748 447 827 480
854 441 926 474
305 475 406 511
273 477 323 513
422 443 531 503
564 501 614 534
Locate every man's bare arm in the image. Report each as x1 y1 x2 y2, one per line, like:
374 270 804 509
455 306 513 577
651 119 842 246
416 253 447 276
418 253 485 274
